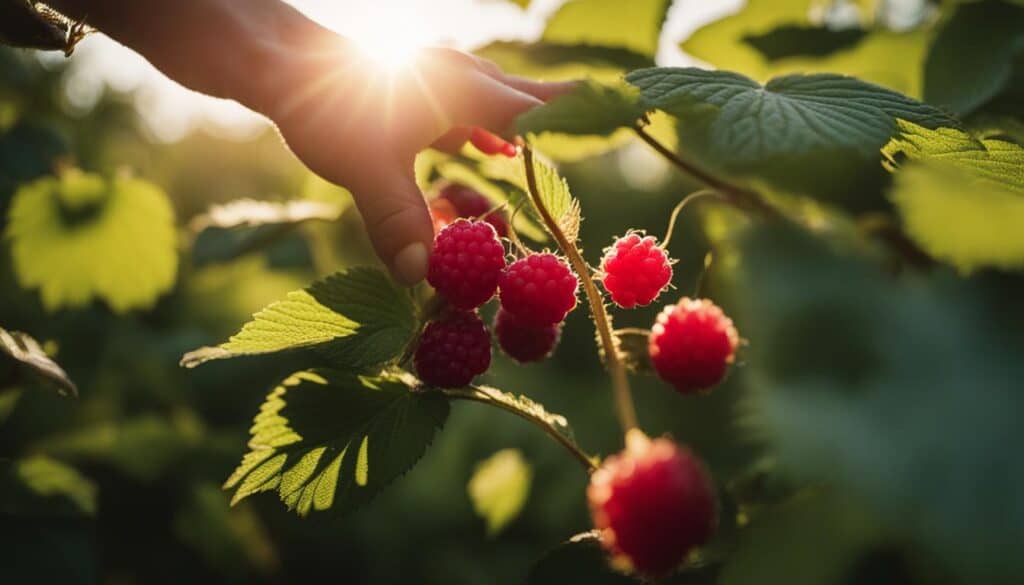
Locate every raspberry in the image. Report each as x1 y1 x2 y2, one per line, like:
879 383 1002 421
427 219 507 310
435 183 509 237
648 298 739 394
493 307 562 363
588 430 717 578
498 253 578 327
414 310 491 388
470 127 517 157
600 232 673 309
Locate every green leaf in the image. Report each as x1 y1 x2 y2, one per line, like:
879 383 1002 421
731 224 1024 582
626 67 959 198
0 455 96 517
681 0 929 96
523 152 582 243
467 448 532 535
5 169 177 313
474 40 652 82
923 0 1024 115
541 0 671 59
882 121 1024 271
224 369 449 517
516 79 645 137
0 327 76 397
741 25 868 61
180 267 416 370
528 531 718 584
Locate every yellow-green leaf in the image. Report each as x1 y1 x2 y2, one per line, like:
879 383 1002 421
467 448 532 535
6 169 177 313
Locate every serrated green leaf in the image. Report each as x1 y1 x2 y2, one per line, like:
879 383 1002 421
0 327 75 397
882 121 1024 271
732 224 1024 582
626 67 959 197
923 0 1024 115
542 0 671 59
522 152 582 243
467 448 532 536
180 267 416 370
5 169 177 312
0 455 96 517
516 79 645 137
224 369 449 517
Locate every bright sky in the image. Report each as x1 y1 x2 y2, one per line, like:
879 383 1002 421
55 0 742 142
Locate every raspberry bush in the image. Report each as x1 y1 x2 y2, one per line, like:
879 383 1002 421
7 3 1024 584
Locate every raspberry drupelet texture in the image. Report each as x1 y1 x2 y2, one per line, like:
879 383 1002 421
414 310 491 388
493 307 562 363
427 219 507 310
648 297 739 394
600 232 673 309
498 253 579 327
588 430 717 579
434 183 510 237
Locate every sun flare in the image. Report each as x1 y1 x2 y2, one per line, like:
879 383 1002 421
347 11 429 71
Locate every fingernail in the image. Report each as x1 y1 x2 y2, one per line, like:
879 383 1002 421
393 243 428 286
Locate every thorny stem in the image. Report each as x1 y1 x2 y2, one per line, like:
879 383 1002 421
521 145 639 436
441 386 597 473
660 189 724 249
633 125 780 220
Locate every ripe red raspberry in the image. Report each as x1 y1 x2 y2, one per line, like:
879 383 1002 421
493 307 561 363
498 253 578 327
600 232 673 309
414 310 491 388
470 127 517 157
648 298 739 394
435 183 509 237
588 430 717 578
427 219 506 310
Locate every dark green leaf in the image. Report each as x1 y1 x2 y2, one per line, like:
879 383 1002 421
0 327 76 397
924 0 1024 115
181 267 417 370
224 369 449 517
742 25 868 61
626 67 959 198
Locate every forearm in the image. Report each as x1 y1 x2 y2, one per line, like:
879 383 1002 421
46 0 343 114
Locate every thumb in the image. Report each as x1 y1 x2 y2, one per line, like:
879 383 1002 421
349 166 434 286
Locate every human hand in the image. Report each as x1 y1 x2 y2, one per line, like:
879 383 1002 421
261 44 574 285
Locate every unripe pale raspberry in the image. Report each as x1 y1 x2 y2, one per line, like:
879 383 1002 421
414 311 491 388
600 232 673 309
435 183 510 237
493 307 561 363
648 298 739 394
498 253 578 327
588 431 717 578
427 219 506 310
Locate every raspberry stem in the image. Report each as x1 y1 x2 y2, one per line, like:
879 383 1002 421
661 189 723 249
442 385 598 472
521 144 640 436
633 124 780 220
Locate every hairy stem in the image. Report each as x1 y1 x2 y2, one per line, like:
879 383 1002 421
521 145 639 435
442 386 597 472
633 125 779 219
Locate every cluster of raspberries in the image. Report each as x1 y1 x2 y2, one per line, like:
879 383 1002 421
417 183 740 579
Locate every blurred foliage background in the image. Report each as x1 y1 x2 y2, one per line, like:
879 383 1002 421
1 0 1023 584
